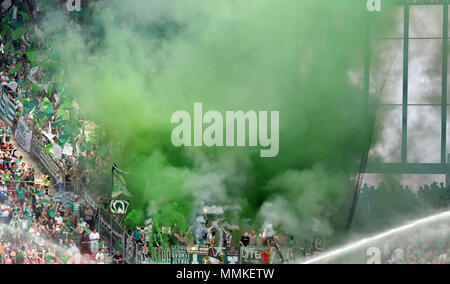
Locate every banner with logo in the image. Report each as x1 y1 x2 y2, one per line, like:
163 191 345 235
39 150 62 180
14 117 32 152
188 247 240 264
110 200 130 215
240 246 302 264
171 246 191 264
142 248 172 264
240 247 272 264
0 92 16 126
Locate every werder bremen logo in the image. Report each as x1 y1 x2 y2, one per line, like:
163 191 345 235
202 248 225 264
110 200 130 215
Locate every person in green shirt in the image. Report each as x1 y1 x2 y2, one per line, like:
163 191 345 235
60 223 70 243
48 200 56 219
2 171 11 187
27 172 35 186
16 186 26 205
45 249 56 264
5 127 11 142
16 249 25 264
29 184 37 206
71 226 81 247
35 199 43 219
36 185 44 198
70 197 81 226
28 164 35 174
24 205 32 219
60 254 69 264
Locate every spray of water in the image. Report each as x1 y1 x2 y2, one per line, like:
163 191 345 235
301 210 450 264
0 223 93 264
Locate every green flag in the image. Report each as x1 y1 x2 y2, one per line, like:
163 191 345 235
18 11 30 22
8 63 22 74
43 143 54 155
112 164 132 199
23 100 39 114
12 27 26 41
43 104 55 118
25 49 38 64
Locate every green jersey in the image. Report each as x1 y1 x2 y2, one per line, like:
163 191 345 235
2 174 11 185
60 228 70 241
71 202 80 214
45 253 54 264
16 187 26 199
48 206 56 218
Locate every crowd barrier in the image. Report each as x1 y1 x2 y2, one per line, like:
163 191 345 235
78 180 308 264
92 197 305 264
12 113 63 181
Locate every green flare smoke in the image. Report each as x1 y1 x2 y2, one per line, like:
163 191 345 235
40 0 397 237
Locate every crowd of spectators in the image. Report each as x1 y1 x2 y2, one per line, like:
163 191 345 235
0 153 111 264
129 213 300 263
383 224 450 264
1 0 105 195
354 182 450 234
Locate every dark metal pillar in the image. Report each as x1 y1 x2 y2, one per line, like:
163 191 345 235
401 5 410 164
442 3 449 184
345 11 371 233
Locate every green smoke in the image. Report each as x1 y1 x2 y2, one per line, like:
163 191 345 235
40 0 397 239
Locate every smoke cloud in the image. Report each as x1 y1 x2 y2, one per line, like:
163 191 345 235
39 0 398 238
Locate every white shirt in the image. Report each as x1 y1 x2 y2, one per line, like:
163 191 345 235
54 216 63 225
391 248 405 263
0 186 7 196
95 252 105 264
1 205 10 217
89 232 100 245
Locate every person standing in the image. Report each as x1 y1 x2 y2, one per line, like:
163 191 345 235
5 126 11 143
89 228 100 255
65 170 73 192
56 171 63 193
219 224 233 248
15 185 25 205
249 230 257 247
240 232 250 247
80 230 90 255
83 204 94 229
70 196 81 226
0 182 7 203
43 174 50 195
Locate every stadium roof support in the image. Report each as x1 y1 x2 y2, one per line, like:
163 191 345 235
365 1 450 175
347 0 449 233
